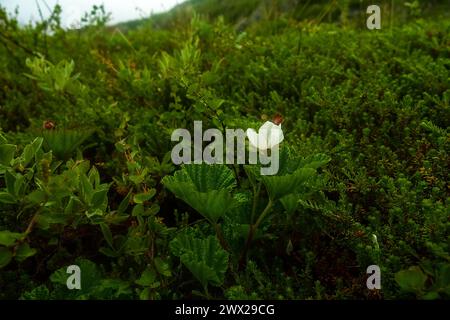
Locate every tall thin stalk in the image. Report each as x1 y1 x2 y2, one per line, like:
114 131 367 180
239 199 273 269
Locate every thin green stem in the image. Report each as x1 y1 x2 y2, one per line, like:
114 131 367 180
232 164 241 188
239 199 273 269
203 285 210 299
251 182 261 224
254 199 273 231
213 222 229 251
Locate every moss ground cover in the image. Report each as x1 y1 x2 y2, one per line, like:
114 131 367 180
0 1 448 299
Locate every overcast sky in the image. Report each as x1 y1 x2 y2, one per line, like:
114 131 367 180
1 0 186 27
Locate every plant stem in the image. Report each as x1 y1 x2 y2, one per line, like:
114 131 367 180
254 199 273 231
238 225 255 270
250 182 261 224
25 210 41 235
239 199 273 269
213 222 230 251
232 164 241 188
203 285 210 299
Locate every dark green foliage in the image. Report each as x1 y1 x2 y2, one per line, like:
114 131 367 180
0 0 449 300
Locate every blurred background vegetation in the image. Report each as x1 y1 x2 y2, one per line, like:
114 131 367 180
0 0 449 300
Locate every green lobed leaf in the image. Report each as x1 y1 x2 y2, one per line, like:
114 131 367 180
395 266 428 293
262 167 316 201
170 234 229 288
162 164 237 223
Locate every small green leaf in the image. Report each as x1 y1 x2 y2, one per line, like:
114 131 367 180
136 268 157 287
154 257 171 277
115 141 126 153
13 174 25 198
64 197 75 215
91 188 108 208
435 264 450 294
0 247 13 268
27 190 47 204
132 204 145 217
395 266 428 293
49 267 69 286
0 231 24 246
88 167 100 188
21 285 50 300
99 247 119 257
117 190 132 214
21 137 43 167
133 189 156 204
423 291 440 300
0 144 16 165
5 170 16 195
139 288 151 300
100 223 114 249
0 134 7 145
85 208 104 218
129 174 144 185
147 204 160 216
0 192 16 204
15 243 37 262
280 194 300 214
210 98 225 110
80 174 94 202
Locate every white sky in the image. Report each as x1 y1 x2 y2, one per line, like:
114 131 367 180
0 0 186 27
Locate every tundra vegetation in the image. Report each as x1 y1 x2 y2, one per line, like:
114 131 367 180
0 0 449 300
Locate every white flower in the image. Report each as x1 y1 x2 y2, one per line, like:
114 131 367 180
372 234 380 250
246 121 284 150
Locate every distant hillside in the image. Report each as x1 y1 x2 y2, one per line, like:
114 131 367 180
116 0 449 31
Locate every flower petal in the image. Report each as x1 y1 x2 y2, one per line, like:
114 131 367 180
246 128 259 149
260 120 277 132
247 121 284 151
258 127 270 150
268 124 284 148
